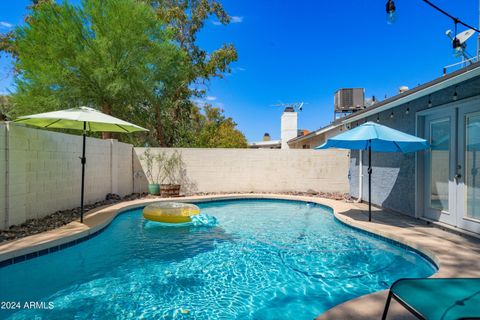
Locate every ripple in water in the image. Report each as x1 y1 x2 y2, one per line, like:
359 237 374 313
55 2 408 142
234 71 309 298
0 199 436 320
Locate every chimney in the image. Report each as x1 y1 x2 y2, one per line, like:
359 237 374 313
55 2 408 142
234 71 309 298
263 133 271 141
281 107 298 149
399 86 409 94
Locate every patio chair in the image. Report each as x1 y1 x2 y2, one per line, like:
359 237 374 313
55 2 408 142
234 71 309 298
382 278 480 320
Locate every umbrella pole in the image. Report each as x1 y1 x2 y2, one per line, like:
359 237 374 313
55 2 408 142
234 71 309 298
368 141 372 222
80 122 86 223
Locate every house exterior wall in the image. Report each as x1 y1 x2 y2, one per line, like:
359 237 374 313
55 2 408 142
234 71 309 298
288 126 342 149
348 76 480 216
134 148 350 195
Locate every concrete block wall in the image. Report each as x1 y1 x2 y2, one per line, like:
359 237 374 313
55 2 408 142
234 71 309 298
0 125 6 228
116 141 134 197
134 148 350 194
0 123 349 228
0 123 134 229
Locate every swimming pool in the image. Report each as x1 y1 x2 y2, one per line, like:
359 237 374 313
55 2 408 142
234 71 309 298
0 199 436 319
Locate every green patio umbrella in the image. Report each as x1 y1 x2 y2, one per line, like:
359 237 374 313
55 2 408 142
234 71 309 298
15 106 148 223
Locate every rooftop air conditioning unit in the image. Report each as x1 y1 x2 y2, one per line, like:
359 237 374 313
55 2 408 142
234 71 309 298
334 88 365 113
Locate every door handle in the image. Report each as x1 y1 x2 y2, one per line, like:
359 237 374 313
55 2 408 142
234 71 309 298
455 165 462 180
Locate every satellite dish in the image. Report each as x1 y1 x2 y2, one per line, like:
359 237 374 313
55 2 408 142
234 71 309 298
445 28 476 59
456 29 475 44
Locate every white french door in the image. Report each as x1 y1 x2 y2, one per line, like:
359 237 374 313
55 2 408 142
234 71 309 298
456 106 480 233
424 111 456 225
422 99 480 234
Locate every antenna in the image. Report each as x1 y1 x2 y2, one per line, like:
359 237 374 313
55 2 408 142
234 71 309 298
271 102 306 112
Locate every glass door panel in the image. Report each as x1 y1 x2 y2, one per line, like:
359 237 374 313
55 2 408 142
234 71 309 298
457 104 480 234
465 113 480 220
429 119 450 212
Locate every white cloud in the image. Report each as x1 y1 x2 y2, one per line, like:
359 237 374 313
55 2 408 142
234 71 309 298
212 16 243 26
0 21 13 29
205 96 217 101
226 66 246 76
230 16 243 23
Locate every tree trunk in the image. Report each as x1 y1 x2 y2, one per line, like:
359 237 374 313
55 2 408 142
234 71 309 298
101 102 112 139
155 105 167 147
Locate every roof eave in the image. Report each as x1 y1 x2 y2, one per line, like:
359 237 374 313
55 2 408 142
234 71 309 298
340 63 480 125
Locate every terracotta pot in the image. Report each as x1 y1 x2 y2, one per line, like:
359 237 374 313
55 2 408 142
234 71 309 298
160 184 181 197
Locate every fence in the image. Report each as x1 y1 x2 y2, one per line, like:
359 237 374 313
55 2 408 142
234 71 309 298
0 123 133 229
133 148 349 195
0 124 350 228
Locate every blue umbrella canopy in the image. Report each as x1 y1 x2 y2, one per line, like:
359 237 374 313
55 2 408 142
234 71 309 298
316 121 429 222
316 122 429 153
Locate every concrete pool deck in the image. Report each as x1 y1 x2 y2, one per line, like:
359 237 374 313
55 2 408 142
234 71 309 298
0 194 479 319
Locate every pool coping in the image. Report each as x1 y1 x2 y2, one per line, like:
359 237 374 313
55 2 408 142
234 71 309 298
0 195 435 266
1 194 479 319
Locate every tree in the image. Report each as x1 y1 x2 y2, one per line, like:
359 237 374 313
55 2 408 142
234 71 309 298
3 0 245 147
0 96 12 121
146 0 238 82
11 0 186 139
189 105 247 148
139 0 239 147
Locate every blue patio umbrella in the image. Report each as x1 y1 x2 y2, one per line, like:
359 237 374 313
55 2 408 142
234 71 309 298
316 122 429 221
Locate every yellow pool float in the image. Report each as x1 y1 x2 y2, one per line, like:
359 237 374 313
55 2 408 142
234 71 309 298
143 202 200 223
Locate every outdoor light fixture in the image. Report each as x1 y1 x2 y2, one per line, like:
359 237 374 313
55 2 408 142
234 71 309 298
452 36 462 52
386 0 396 24
428 95 433 107
406 107 410 115
390 112 394 118
453 87 458 100
376 115 380 122
452 20 465 58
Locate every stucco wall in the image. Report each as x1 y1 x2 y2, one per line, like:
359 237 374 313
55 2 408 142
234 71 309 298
349 76 480 216
0 123 134 228
134 148 350 194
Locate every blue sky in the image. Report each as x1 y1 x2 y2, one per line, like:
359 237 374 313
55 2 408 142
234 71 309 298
1 1 478 141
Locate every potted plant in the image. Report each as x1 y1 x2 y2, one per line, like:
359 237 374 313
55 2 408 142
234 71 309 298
141 147 161 195
159 150 184 197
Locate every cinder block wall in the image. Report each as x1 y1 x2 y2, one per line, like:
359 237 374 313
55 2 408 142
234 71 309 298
0 124 350 228
134 148 350 194
0 123 134 228
0 125 6 229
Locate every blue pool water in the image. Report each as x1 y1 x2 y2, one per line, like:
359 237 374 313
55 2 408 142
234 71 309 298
0 199 436 319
